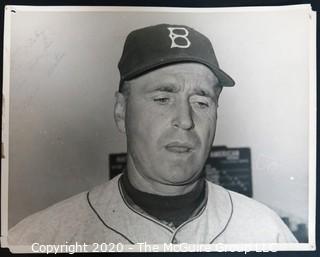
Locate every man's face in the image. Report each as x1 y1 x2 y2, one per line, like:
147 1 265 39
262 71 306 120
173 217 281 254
116 63 219 186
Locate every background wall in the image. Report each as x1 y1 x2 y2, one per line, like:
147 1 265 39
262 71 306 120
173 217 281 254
6 7 311 229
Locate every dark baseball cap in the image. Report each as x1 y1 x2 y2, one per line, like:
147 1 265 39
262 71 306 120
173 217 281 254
118 24 235 90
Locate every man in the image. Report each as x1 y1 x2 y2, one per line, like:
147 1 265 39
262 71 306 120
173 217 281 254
8 24 297 246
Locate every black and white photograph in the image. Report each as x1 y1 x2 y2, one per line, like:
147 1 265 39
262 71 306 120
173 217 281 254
1 4 316 253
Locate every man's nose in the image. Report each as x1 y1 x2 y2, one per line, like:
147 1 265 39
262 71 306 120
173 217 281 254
172 100 194 130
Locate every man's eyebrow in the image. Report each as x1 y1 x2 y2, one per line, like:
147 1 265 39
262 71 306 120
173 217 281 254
146 84 216 99
193 88 214 98
149 84 179 93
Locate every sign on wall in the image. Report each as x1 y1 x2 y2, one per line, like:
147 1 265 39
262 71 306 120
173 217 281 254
205 146 252 197
109 153 127 179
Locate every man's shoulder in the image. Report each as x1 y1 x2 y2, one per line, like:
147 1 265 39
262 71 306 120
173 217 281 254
8 190 90 245
206 181 297 243
207 180 279 218
8 176 119 245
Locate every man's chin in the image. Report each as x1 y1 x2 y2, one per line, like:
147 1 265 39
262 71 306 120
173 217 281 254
159 173 202 186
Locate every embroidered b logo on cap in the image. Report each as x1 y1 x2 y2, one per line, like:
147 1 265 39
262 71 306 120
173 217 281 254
168 27 191 48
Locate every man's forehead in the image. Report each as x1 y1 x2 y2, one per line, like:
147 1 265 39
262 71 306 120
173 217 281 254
129 63 218 93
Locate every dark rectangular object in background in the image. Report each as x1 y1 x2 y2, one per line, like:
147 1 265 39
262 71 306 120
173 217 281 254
109 153 127 179
205 146 253 197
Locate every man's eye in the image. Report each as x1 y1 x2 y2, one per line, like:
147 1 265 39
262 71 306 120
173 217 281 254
195 102 209 108
154 97 170 104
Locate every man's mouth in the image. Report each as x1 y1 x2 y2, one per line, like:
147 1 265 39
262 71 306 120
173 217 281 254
165 142 194 153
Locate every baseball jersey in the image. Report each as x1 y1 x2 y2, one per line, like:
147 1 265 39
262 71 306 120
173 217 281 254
8 174 297 245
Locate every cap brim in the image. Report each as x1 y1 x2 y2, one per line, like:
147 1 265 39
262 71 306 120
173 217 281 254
210 66 235 87
121 57 235 87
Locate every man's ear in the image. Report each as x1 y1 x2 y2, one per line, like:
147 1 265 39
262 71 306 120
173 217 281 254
114 92 126 133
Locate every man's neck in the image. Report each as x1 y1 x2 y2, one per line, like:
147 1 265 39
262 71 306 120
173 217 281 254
126 154 201 196
120 173 206 228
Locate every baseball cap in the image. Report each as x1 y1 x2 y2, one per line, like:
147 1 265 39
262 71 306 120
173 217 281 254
118 24 235 90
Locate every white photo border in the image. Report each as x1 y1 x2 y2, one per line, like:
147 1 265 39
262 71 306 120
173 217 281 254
1 4 316 253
